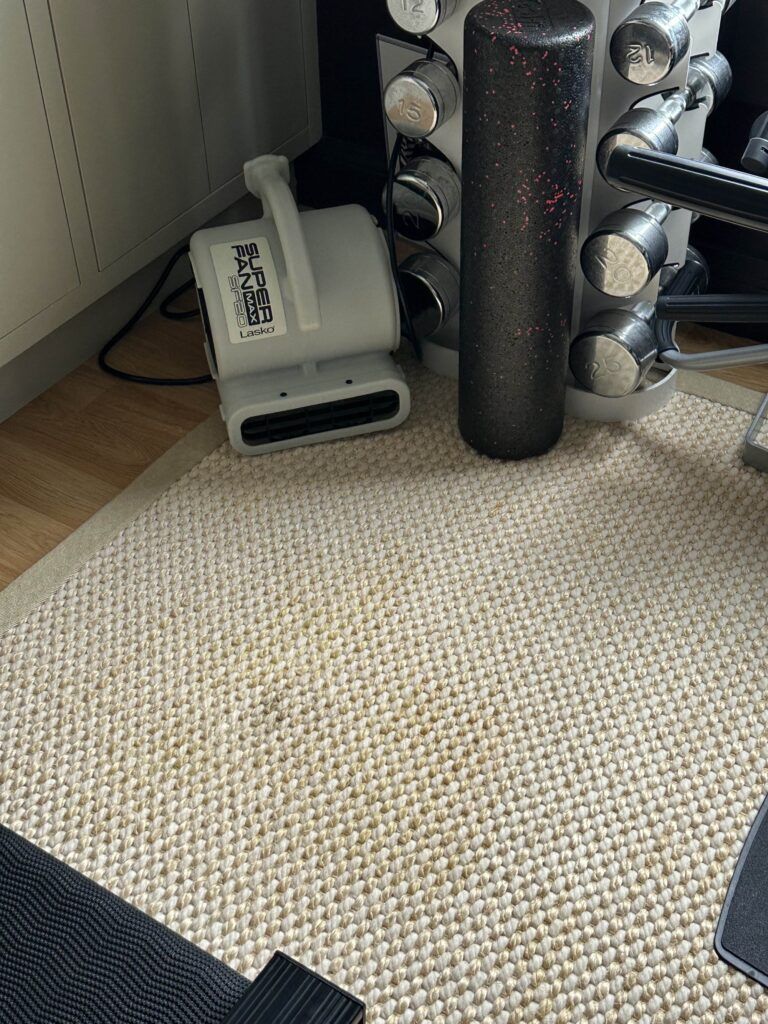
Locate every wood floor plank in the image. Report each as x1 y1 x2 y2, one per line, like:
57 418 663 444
0 311 216 589
0 494 70 588
677 325 768 393
96 385 213 433
105 319 211 380
0 435 118 527
0 374 205 484
0 391 205 488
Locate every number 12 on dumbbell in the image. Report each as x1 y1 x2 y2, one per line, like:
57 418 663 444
387 0 456 35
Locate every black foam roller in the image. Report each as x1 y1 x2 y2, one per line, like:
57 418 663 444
459 0 595 459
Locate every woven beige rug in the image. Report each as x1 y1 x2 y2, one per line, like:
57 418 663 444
1 365 767 1023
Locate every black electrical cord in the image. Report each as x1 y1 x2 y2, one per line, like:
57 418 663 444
98 247 213 387
160 278 200 321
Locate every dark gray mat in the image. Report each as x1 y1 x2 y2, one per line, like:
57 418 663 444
716 797 768 988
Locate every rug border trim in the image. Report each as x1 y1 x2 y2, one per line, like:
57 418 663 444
0 376 762 636
676 371 764 414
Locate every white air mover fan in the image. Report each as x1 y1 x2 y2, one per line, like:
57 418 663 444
190 155 410 456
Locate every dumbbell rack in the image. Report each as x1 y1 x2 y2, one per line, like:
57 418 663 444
379 0 731 422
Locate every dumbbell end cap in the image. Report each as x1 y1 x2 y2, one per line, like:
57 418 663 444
598 135 665 182
399 253 459 338
689 52 733 113
743 138 768 177
610 6 691 86
581 209 668 298
598 108 679 179
386 0 450 34
569 332 644 397
570 310 657 398
581 234 654 299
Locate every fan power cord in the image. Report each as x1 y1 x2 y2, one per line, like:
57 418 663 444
160 278 200 321
98 247 212 387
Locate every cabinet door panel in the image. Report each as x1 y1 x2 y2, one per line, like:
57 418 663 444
0 2 79 340
188 0 309 189
49 0 210 269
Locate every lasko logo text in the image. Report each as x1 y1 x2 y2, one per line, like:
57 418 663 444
212 237 287 343
228 243 276 338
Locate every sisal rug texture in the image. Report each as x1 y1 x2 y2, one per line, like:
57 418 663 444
1 365 767 1023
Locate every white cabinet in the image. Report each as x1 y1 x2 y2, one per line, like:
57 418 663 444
0 1 79 339
188 0 311 190
0 0 320 388
49 0 211 269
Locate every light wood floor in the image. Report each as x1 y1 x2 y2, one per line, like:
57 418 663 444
0 311 219 589
0 312 765 591
677 324 768 392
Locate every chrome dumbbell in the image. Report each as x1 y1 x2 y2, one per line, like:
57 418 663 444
569 303 658 397
743 112 768 177
383 156 461 241
582 148 717 297
572 290 768 397
399 253 460 337
597 52 731 177
611 0 707 86
384 59 460 139
386 0 457 34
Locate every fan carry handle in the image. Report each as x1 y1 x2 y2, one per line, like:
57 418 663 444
244 155 322 333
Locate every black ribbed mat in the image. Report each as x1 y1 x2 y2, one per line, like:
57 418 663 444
0 826 249 1023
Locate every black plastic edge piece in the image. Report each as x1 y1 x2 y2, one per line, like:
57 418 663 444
655 293 768 323
653 250 709 353
715 795 768 988
222 952 365 1024
604 147 768 235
